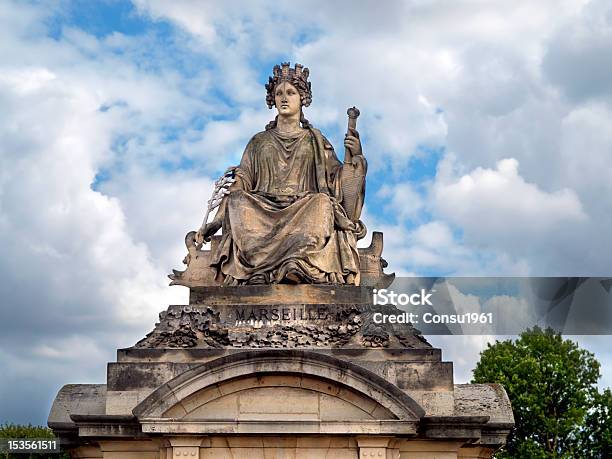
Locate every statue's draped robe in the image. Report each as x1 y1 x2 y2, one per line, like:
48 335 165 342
212 127 362 285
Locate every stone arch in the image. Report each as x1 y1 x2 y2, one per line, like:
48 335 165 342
164 373 397 421
133 349 424 421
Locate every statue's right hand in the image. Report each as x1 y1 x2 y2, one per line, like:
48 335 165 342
195 228 206 247
197 221 221 246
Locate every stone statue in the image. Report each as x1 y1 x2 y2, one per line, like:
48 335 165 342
170 63 393 288
194 63 367 286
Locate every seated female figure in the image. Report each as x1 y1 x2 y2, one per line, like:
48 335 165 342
197 63 366 285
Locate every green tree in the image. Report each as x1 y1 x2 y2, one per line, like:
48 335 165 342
580 388 612 458
472 327 600 458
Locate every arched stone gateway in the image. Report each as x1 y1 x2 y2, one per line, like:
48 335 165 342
133 350 424 430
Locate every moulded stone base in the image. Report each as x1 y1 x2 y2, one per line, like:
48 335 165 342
67 436 498 459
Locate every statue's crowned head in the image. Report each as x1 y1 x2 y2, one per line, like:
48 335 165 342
265 62 312 109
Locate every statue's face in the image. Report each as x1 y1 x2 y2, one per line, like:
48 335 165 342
274 81 301 117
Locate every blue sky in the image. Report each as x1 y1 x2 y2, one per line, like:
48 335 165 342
1 0 612 424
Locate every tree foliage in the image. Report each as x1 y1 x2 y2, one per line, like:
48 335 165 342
472 327 605 458
581 388 612 458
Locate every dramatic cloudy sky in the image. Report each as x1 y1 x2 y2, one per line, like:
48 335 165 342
1 0 612 424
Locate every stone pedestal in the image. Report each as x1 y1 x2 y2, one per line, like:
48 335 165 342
49 285 513 458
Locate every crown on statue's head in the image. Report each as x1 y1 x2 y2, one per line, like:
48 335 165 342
275 62 309 80
265 62 312 109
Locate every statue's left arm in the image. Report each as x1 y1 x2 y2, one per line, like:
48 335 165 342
196 137 256 244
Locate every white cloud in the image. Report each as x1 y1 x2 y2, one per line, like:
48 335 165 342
378 182 424 223
374 155 591 276
543 0 612 104
97 168 216 274
0 64 182 330
433 156 586 236
559 103 612 206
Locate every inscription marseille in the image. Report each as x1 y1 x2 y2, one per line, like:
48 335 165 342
234 307 333 322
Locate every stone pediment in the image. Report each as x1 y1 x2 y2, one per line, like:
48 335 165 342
132 350 424 435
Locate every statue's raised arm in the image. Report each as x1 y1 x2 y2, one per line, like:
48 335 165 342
172 63 393 288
